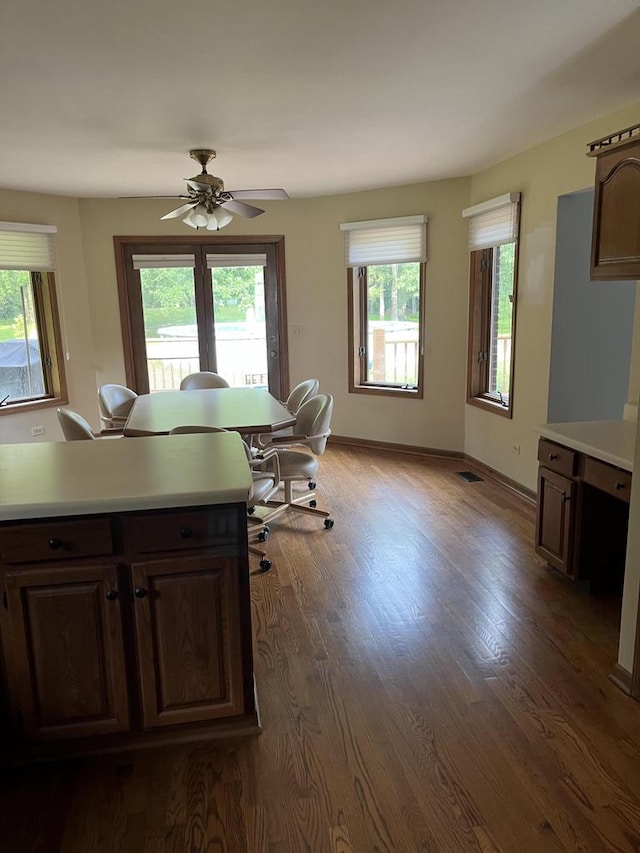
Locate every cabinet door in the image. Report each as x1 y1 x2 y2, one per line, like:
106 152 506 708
131 554 244 728
591 141 640 279
535 468 576 577
2 563 129 741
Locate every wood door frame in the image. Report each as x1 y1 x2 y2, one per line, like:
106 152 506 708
114 235 289 399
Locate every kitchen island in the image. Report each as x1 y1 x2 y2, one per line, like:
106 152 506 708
0 432 258 763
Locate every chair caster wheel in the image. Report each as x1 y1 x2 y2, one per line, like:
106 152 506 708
308 481 316 490
324 518 334 529
309 499 317 508
258 530 269 542
247 506 255 515
259 559 271 572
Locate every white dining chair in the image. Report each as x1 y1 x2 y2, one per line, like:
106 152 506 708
179 372 230 390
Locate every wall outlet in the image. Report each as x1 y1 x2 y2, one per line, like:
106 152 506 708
512 443 520 455
31 426 46 437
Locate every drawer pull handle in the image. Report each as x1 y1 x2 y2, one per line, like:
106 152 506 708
48 538 63 550
615 482 626 490
105 590 119 601
561 493 571 504
549 453 558 461
134 587 147 599
180 527 193 539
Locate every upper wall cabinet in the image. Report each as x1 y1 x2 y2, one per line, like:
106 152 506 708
587 124 640 280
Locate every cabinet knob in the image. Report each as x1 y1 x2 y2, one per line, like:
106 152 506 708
134 587 147 598
48 538 63 550
548 453 558 461
180 527 193 539
615 482 626 490
560 493 571 504
105 590 118 601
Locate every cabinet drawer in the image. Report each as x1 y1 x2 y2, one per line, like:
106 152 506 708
537 439 577 477
0 518 113 565
126 506 240 554
583 457 632 503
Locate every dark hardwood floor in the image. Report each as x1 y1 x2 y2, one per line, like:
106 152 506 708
1 444 638 852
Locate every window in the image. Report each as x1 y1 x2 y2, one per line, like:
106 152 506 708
463 193 520 417
0 223 66 412
342 215 427 397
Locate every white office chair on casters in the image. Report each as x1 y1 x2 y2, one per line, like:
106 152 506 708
179 372 230 390
57 408 96 441
98 384 137 431
168 425 280 573
256 394 334 530
284 378 319 414
252 378 319 449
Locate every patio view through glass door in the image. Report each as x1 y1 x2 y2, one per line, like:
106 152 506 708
208 254 269 390
137 257 198 391
117 238 288 400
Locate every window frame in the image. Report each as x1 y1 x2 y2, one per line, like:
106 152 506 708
347 262 426 398
464 193 520 419
466 242 519 418
0 269 67 415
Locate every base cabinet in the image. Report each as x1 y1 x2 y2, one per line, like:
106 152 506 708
3 562 129 741
132 555 244 728
0 503 256 762
535 438 631 589
535 468 576 577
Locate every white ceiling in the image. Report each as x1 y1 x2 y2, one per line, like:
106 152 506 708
1 0 640 200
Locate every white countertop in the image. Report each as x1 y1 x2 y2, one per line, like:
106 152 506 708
537 419 636 472
0 432 252 521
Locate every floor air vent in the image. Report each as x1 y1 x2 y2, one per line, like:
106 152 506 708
457 471 484 482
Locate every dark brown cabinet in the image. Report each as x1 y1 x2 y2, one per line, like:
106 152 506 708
132 555 244 728
535 438 631 589
0 503 256 762
3 562 129 741
588 125 640 280
535 468 576 577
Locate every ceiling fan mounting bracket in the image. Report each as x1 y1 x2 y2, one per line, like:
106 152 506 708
189 149 217 168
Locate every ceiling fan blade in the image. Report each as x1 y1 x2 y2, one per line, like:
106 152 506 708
186 179 211 192
220 199 265 218
226 188 289 200
160 201 198 220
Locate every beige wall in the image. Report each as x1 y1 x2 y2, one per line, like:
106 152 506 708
78 177 471 451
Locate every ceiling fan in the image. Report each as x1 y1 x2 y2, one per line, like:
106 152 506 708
137 149 289 230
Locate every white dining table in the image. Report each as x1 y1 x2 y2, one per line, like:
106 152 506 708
123 387 296 437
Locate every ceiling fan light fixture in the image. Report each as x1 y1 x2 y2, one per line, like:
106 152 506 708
214 210 233 229
183 204 209 228
181 206 233 231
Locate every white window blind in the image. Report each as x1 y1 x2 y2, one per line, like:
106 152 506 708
0 222 57 271
132 254 195 269
462 193 520 251
340 215 427 266
206 253 267 268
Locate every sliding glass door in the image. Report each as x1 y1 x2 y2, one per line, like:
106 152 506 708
115 237 288 399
